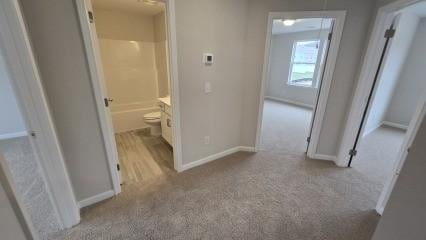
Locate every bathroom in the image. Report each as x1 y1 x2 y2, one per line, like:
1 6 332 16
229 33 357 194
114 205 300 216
92 0 173 185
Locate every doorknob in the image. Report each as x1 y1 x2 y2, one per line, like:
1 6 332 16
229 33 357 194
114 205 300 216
104 98 114 107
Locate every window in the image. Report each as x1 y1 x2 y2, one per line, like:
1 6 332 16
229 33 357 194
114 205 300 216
288 40 320 87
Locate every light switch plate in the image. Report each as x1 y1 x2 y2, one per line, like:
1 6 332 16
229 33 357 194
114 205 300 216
204 82 212 93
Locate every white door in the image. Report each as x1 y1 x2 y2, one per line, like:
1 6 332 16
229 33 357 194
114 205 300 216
79 0 123 188
306 19 335 153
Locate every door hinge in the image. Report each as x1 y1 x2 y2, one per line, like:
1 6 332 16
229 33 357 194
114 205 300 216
117 164 120 171
30 131 36 138
306 136 311 143
328 32 333 40
384 28 395 39
88 11 94 23
349 149 357 156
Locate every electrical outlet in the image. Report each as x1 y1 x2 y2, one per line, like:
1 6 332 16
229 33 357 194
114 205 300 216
204 136 210 145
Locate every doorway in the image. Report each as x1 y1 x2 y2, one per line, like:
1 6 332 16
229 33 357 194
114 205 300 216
338 0 426 214
256 11 346 158
76 0 182 195
0 46 61 239
0 0 80 234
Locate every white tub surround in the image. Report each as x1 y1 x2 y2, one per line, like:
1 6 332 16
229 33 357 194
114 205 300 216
110 101 159 133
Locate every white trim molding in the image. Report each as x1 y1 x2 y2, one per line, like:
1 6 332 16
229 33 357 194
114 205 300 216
180 146 256 172
265 96 314 109
78 190 115 209
0 0 80 230
164 0 184 173
382 121 409 130
0 131 27 140
311 154 337 162
255 11 346 159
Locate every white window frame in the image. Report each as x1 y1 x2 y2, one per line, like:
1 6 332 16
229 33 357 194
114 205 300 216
287 39 323 88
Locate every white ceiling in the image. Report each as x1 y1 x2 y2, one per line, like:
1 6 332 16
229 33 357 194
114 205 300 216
272 18 332 35
92 0 165 16
401 1 426 18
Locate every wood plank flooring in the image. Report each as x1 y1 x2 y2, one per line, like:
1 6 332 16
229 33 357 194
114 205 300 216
115 130 174 185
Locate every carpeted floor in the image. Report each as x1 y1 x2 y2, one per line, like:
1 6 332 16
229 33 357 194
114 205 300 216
0 137 61 239
49 101 407 240
352 125 406 192
260 100 312 154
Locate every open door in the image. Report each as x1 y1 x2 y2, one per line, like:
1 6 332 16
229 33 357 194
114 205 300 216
78 0 123 189
347 15 400 167
306 19 335 152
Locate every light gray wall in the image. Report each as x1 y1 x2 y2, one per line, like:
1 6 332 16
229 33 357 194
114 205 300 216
0 49 25 136
175 0 247 164
266 30 328 108
240 0 376 157
364 13 419 133
19 0 113 201
385 17 426 127
372 112 426 240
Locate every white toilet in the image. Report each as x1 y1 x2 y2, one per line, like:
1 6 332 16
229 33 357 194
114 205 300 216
143 112 161 136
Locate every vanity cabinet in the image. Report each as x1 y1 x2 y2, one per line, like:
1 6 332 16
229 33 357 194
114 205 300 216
161 111 172 146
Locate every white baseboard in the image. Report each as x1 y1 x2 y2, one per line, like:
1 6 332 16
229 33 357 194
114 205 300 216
376 206 384 216
180 146 256 171
238 146 257 152
310 154 337 162
363 123 382 137
265 96 314 109
0 131 28 140
78 190 115 208
382 121 408 131
363 121 408 138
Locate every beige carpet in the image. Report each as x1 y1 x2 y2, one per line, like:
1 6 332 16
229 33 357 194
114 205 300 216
0 137 61 239
50 101 406 240
352 126 406 193
260 100 312 154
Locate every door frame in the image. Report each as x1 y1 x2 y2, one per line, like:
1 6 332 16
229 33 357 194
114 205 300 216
337 0 425 214
0 0 80 230
75 0 184 195
255 11 346 160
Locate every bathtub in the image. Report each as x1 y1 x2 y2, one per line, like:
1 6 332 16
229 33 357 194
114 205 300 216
110 101 159 133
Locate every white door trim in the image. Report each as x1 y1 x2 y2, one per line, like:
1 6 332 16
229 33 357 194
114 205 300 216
0 0 80 230
255 11 346 161
336 0 425 214
75 0 184 197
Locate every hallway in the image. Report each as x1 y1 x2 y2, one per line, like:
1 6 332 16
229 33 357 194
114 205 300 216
51 101 387 239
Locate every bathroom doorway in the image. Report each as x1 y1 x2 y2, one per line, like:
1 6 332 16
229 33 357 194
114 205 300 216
76 0 182 196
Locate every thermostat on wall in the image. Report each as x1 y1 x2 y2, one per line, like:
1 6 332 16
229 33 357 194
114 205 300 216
203 53 214 65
